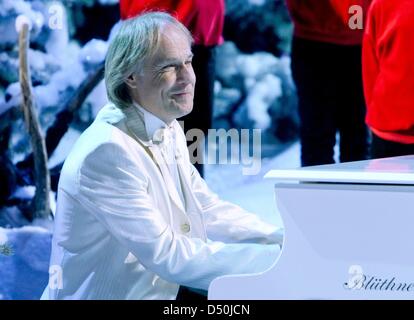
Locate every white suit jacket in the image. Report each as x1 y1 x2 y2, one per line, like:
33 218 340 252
45 104 283 300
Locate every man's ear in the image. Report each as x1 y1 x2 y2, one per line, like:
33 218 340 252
125 73 138 89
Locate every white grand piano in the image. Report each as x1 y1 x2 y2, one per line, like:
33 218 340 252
208 155 414 299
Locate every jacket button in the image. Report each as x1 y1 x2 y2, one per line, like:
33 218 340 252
181 223 190 233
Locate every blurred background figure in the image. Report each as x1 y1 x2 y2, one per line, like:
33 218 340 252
363 0 414 158
120 0 225 177
285 0 370 166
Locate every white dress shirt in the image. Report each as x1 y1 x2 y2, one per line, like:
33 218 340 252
136 104 185 206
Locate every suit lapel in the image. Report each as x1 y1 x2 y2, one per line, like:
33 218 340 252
147 145 186 213
177 160 200 213
176 157 207 241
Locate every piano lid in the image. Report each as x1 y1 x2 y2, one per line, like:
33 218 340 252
264 155 414 185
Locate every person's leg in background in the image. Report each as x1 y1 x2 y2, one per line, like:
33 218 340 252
371 133 414 159
291 37 337 167
180 45 216 177
337 45 369 163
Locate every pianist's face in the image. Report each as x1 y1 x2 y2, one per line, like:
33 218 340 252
127 24 196 125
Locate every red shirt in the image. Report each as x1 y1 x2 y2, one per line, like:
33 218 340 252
119 0 224 46
285 0 371 45
363 0 414 143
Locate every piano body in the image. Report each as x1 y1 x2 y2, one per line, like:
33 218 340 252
208 156 414 299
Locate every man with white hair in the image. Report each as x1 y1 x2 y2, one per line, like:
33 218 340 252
44 12 282 300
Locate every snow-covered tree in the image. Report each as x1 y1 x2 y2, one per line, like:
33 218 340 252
0 0 115 220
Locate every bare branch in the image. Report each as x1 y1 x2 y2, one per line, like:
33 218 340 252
46 61 104 156
19 23 50 219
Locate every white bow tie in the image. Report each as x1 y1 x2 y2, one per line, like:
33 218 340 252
152 126 174 146
151 126 182 164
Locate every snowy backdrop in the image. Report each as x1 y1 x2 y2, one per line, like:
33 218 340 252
0 0 299 299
